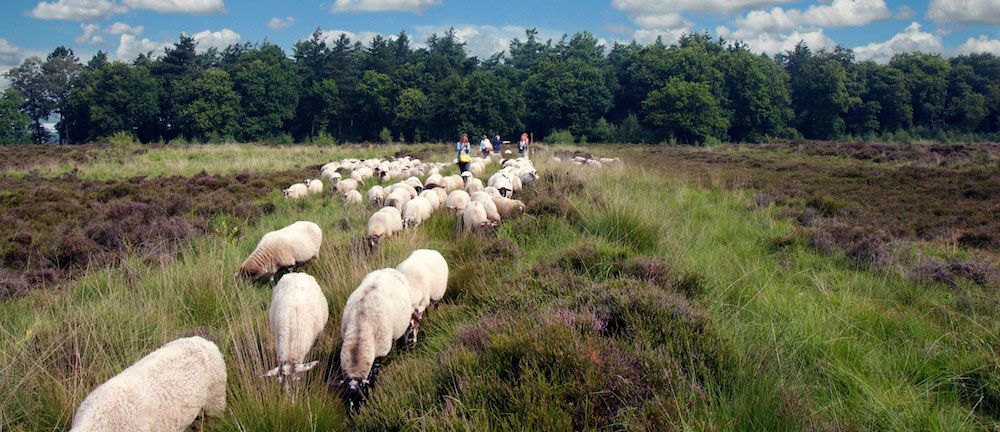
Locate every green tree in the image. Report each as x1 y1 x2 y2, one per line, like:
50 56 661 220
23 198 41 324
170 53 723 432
890 53 950 129
643 78 728 143
395 87 430 141
719 46 792 141
231 43 301 141
176 69 241 141
5 57 52 143
64 62 161 142
43 46 81 143
0 89 30 145
780 44 850 139
355 70 397 139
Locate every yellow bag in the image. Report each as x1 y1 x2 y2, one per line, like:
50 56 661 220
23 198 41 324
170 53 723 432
459 153 471 163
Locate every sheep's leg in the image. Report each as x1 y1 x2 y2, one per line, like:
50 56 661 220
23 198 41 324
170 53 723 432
404 310 421 349
369 357 383 388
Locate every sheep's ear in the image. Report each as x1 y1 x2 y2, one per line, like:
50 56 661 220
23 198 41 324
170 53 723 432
261 367 281 378
294 361 320 373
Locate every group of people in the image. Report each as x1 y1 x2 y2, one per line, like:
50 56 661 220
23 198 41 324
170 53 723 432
455 133 530 172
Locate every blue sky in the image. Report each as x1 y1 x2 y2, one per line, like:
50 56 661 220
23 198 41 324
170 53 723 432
1 0 998 86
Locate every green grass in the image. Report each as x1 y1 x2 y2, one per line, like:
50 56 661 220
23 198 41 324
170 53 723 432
1 144 997 430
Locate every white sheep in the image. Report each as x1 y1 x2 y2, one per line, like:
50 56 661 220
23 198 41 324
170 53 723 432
443 175 464 191
462 201 489 234
335 269 415 411
237 221 322 281
366 207 403 246
465 177 484 194
396 249 449 317
418 189 442 210
424 173 445 190
402 196 434 228
431 188 448 208
384 188 411 210
585 159 602 168
493 196 526 220
283 183 309 199
446 190 471 213
343 190 363 205
306 179 323 195
70 336 226 432
471 192 501 225
336 179 359 195
262 273 328 392
367 185 385 207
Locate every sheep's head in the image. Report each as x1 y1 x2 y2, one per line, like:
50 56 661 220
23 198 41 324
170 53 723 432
233 266 263 283
281 189 291 198
365 235 381 249
335 378 370 413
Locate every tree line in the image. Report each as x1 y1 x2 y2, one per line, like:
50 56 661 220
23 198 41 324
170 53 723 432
1 29 998 145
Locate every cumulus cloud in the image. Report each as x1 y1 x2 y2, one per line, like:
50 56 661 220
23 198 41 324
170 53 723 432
75 23 105 45
189 28 240 52
957 35 1000 55
331 0 440 13
30 0 126 21
267 16 295 30
411 25 565 58
612 0 792 14
853 22 944 63
106 22 144 35
312 29 387 47
121 0 225 14
717 25 835 54
731 0 892 34
114 28 238 61
928 0 1000 24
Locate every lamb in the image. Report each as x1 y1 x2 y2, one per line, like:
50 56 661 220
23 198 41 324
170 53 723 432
306 179 323 195
237 221 322 281
262 273 328 392
343 190 363 205
493 196 526 219
367 185 385 207
70 336 226 432
335 269 415 412
396 249 448 316
446 190 471 213
462 201 489 234
402 196 433 228
366 207 403 246
336 179 359 195
384 188 411 210
283 183 309 199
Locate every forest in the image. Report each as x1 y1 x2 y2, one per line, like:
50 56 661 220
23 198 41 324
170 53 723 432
1 28 998 145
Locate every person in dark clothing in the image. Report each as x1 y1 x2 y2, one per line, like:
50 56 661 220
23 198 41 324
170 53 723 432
492 135 502 155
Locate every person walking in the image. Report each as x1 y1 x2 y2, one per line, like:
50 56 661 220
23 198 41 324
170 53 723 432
517 133 530 157
456 133 471 172
479 134 493 157
492 135 502 155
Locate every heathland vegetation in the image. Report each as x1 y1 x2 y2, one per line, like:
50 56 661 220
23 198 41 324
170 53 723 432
1 29 999 146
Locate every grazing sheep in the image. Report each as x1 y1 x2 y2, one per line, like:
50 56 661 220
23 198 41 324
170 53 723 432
402 196 433 228
443 175 464 191
493 196 526 219
403 177 424 193
462 201 489 234
366 207 403 246
491 176 513 197
431 187 448 209
585 159 602 168
419 189 442 210
237 221 322 281
343 190 363 205
465 178 484 194
70 337 226 432
396 249 449 315
384 188 411 210
424 173 445 189
471 193 501 225
263 273 328 392
320 170 342 182
283 183 309 199
469 162 485 176
336 179 360 195
306 179 323 195
367 185 385 207
446 190 471 213
335 269 414 412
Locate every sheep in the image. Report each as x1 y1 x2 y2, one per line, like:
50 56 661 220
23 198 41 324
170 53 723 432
462 201 489 234
283 183 309 199
419 189 442 210
446 190 471 213
396 249 448 317
366 207 403 246
262 273 328 393
336 179 359 195
443 175 464 191
598 157 619 164
403 177 424 193
491 176 513 197
343 190 363 205
237 221 322 281
585 159 602 168
431 187 448 209
471 192 501 225
70 336 226 432
320 170 342 182
384 188 411 210
465 177 484 194
493 196 526 220
335 269 415 412
367 185 385 207
424 173 445 190
402 196 433 228
306 179 323 195
469 162 485 176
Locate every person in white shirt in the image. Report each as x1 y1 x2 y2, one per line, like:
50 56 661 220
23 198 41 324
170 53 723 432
479 134 493 157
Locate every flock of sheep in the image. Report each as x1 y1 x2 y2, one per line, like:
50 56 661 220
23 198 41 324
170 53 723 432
67 152 540 431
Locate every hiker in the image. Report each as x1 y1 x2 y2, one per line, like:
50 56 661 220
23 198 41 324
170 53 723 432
518 133 529 156
479 134 493 157
456 133 471 172
492 135 502 155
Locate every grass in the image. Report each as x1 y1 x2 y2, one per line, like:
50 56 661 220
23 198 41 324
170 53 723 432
1 143 998 430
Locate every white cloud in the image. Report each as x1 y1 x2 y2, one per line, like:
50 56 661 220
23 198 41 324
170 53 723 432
75 23 105 45
267 16 295 30
853 22 944 63
106 22 144 35
928 0 1000 24
718 26 835 54
731 0 891 34
411 25 564 58
331 0 440 13
0 39 24 88
617 12 693 45
313 29 387 47
121 0 225 14
29 0 126 21
957 35 1000 55
189 28 240 52
115 34 172 60
612 0 792 14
